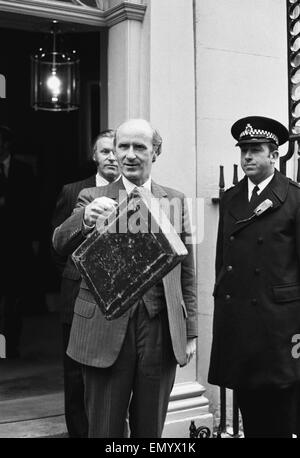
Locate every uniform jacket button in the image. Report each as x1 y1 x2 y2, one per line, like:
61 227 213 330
254 268 261 275
226 265 233 272
251 298 258 305
229 236 235 242
257 237 264 244
225 294 231 301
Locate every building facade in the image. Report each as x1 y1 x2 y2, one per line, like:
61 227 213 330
0 0 293 437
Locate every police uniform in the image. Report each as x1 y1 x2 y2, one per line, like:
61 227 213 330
208 116 300 437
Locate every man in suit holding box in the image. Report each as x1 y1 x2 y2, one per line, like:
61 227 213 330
52 129 120 438
53 119 198 437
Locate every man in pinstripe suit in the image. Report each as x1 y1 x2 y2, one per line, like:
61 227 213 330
53 119 197 438
52 130 120 437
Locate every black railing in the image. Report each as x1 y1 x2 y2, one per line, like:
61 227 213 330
211 164 242 437
215 387 240 438
212 165 238 204
281 0 300 176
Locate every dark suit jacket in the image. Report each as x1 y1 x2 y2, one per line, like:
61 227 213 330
53 178 198 367
52 175 96 323
208 170 300 390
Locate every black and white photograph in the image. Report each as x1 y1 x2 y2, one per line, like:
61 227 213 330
0 0 300 441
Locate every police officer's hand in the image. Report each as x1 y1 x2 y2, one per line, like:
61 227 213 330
84 197 118 227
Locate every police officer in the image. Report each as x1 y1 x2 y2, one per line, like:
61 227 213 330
208 116 300 437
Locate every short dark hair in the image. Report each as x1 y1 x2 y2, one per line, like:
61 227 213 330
91 129 115 159
268 142 279 154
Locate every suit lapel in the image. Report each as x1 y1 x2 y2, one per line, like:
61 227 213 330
229 170 289 235
150 181 172 226
87 175 96 188
151 181 168 199
228 178 249 221
150 182 181 301
75 175 96 199
92 177 126 201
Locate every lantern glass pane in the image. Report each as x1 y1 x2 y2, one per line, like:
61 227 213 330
31 52 80 112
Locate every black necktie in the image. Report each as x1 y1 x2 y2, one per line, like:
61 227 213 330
250 185 259 204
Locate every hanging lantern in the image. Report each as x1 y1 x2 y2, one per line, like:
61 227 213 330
31 21 80 112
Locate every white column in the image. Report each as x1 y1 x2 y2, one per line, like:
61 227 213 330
107 18 143 127
148 0 197 198
146 0 213 437
106 0 213 436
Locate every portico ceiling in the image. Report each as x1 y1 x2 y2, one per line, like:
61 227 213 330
0 0 147 31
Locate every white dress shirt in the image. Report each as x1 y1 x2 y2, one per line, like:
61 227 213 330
96 173 121 187
122 175 152 194
247 173 274 202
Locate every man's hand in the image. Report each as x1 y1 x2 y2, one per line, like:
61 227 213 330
84 197 118 227
186 337 197 365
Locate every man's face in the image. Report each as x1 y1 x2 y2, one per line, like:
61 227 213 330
115 120 156 186
93 137 119 183
240 142 277 184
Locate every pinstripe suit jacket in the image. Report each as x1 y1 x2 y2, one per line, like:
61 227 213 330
53 178 197 367
52 175 96 323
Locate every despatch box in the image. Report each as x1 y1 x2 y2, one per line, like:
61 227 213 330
72 188 188 320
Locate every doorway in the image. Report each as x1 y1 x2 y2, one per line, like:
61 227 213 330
0 18 107 435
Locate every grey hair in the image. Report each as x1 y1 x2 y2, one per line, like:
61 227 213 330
91 129 115 159
268 142 279 154
152 128 162 156
114 120 162 156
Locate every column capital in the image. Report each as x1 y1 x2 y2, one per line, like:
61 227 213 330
104 1 147 27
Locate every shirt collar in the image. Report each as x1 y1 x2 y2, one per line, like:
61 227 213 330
96 172 120 187
248 173 274 201
122 175 152 195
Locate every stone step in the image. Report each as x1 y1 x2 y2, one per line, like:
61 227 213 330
0 392 67 438
0 415 67 438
